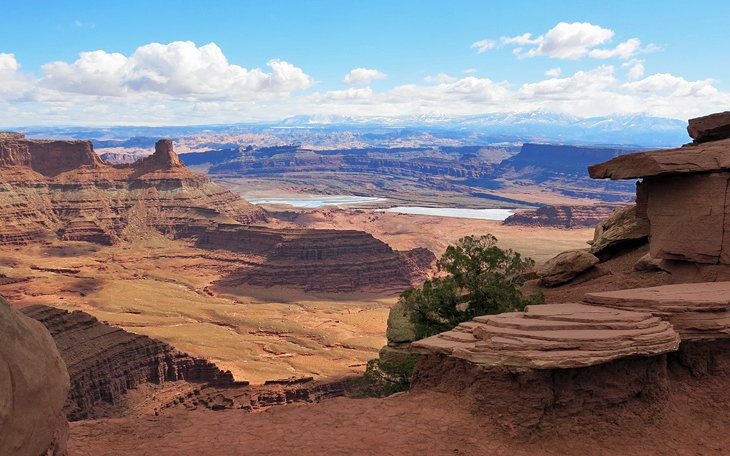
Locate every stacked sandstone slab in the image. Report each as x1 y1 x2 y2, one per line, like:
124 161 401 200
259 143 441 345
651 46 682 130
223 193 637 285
411 303 680 369
410 302 681 436
589 111 730 266
410 282 730 435
584 281 730 340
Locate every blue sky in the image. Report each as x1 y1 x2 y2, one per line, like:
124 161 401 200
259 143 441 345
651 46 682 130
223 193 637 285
1 0 728 125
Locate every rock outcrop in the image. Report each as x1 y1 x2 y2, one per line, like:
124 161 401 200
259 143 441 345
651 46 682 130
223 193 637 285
588 137 730 180
1 299 70 456
537 249 600 286
583 282 730 340
21 305 238 421
589 113 730 266
589 205 650 256
0 135 266 246
410 303 679 436
503 204 619 228
411 303 679 369
411 353 670 437
688 111 730 143
200 225 435 292
407 111 730 439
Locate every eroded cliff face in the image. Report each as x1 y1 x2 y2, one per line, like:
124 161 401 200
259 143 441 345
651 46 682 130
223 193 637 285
0 135 266 245
503 204 621 228
21 305 238 421
0 135 432 292
199 225 435 292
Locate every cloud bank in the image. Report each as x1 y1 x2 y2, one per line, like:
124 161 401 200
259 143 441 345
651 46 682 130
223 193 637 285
0 34 727 126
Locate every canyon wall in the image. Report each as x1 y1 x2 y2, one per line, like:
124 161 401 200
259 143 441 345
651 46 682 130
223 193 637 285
0 135 431 291
21 305 238 421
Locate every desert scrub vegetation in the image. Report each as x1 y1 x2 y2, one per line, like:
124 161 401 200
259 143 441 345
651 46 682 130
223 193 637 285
405 234 544 339
359 235 543 396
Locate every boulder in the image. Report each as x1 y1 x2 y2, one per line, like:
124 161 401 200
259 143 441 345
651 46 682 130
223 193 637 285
688 111 730 143
634 253 665 272
411 303 679 369
537 249 599 286
0 298 70 456
590 205 649 256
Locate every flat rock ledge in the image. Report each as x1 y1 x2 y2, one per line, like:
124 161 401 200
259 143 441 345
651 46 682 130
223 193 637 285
411 303 680 369
584 281 730 340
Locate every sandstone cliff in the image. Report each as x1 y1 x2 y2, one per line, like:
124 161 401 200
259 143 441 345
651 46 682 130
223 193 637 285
0 134 266 245
21 304 238 421
0 134 431 291
503 204 620 228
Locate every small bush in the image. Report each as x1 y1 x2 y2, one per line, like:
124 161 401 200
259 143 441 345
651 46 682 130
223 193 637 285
349 356 420 398
403 234 543 339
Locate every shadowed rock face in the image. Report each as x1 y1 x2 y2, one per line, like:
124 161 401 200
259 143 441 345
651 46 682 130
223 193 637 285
503 204 620 228
0 298 70 456
21 305 238 421
411 353 670 438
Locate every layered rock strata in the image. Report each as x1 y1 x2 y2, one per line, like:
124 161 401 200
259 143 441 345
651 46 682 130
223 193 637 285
202 225 434 292
409 302 679 436
411 303 679 369
503 204 620 228
0 134 431 291
588 113 730 265
584 281 730 340
21 305 238 421
0 298 70 456
0 134 266 246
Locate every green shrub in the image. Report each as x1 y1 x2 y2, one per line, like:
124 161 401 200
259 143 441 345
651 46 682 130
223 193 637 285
403 234 543 339
349 356 420 398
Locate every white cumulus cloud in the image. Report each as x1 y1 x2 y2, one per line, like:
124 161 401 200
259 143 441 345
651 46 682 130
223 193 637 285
40 41 313 99
499 22 644 60
0 53 33 101
424 73 458 83
623 59 645 80
589 38 642 59
342 68 387 85
470 39 497 54
545 67 562 77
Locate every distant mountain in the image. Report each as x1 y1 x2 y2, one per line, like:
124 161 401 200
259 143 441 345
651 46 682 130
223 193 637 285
15 111 689 148
277 112 688 147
